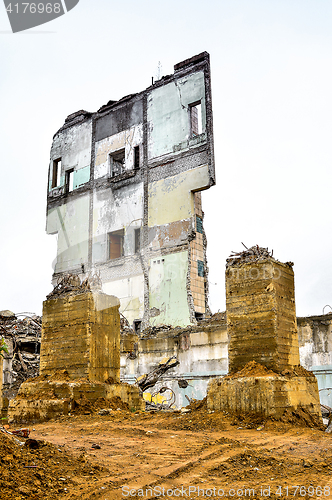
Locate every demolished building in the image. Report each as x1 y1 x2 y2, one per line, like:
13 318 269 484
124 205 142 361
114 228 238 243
46 52 215 330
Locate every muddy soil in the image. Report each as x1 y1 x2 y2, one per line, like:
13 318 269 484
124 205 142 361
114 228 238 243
1 401 332 500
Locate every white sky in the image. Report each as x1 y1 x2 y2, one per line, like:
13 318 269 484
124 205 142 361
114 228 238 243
0 0 331 317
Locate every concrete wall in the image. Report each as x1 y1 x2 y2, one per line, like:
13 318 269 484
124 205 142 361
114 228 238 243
121 318 228 408
41 292 121 383
298 313 332 407
226 259 300 373
147 71 206 159
48 116 92 195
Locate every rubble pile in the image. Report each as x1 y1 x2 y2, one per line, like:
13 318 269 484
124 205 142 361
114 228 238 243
226 244 274 268
0 310 41 400
46 272 102 300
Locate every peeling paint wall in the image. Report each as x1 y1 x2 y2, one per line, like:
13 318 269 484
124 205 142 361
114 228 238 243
147 71 206 159
149 252 190 327
48 116 92 195
46 194 90 273
148 165 210 227
47 52 215 328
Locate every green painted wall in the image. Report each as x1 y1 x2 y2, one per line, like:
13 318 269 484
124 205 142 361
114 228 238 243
46 194 90 273
149 251 190 327
147 71 206 159
73 166 90 189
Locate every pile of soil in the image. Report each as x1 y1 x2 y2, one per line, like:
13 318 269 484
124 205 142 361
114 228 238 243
71 396 129 415
1 399 332 500
227 360 277 378
0 429 107 500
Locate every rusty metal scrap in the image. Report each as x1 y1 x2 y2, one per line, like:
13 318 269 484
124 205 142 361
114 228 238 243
136 356 179 393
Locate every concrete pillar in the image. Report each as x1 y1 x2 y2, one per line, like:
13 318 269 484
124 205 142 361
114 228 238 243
226 259 300 373
40 291 120 383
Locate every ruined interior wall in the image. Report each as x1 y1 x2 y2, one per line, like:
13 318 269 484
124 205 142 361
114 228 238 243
121 319 228 408
49 118 92 195
149 252 190 327
147 166 210 227
147 71 206 159
297 314 332 407
47 194 90 273
92 183 144 262
40 292 120 383
94 124 143 179
227 259 300 373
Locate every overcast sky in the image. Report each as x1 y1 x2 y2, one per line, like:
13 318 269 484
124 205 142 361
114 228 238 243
0 0 331 317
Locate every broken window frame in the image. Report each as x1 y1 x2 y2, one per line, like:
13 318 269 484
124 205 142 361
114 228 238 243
108 229 125 260
197 260 205 277
134 228 141 254
134 145 140 170
52 158 61 189
65 168 74 193
189 101 203 138
109 148 125 178
196 215 203 234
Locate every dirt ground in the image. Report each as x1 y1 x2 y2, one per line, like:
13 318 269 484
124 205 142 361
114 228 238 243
2 399 332 500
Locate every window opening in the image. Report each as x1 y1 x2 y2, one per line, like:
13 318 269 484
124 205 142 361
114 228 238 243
133 320 142 334
65 168 74 193
190 102 202 137
196 215 203 234
195 312 204 321
108 229 124 260
134 145 140 170
52 158 61 188
197 260 205 277
109 148 125 177
134 228 141 253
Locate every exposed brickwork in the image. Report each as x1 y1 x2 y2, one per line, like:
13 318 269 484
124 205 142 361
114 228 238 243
190 192 206 314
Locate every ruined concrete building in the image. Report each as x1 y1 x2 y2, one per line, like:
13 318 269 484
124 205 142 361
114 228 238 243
46 52 215 330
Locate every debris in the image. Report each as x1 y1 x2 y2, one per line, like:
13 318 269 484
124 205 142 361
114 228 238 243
0 310 16 320
226 245 274 268
0 312 41 400
136 356 179 393
46 272 102 300
91 443 101 449
12 428 30 438
98 409 113 416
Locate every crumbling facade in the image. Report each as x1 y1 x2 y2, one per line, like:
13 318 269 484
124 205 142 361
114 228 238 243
46 52 215 329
